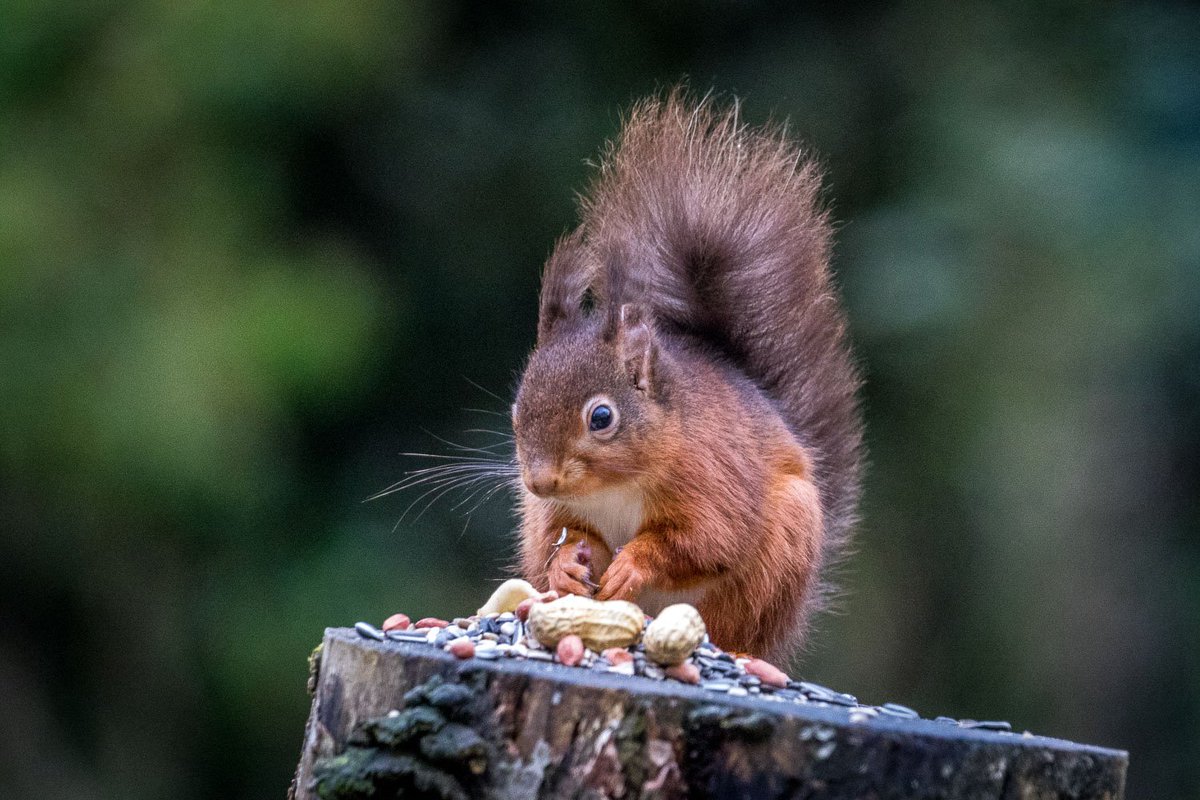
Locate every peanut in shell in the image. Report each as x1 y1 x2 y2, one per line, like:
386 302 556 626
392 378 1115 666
526 594 645 652
642 603 706 666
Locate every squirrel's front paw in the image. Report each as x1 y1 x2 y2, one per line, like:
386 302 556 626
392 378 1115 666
547 539 595 597
596 550 648 602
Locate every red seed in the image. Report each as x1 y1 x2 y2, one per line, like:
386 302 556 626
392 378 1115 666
382 613 411 632
448 639 475 659
602 648 633 666
556 635 585 667
745 658 790 688
414 618 449 629
665 662 701 685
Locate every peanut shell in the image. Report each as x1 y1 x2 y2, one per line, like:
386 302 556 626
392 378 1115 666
642 603 706 666
526 594 644 652
477 578 540 616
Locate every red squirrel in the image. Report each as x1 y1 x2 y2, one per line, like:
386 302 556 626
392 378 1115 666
511 91 863 660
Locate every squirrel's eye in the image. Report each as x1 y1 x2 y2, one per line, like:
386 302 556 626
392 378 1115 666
582 396 619 438
588 404 614 432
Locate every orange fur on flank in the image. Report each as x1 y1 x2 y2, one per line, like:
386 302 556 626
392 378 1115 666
511 90 862 661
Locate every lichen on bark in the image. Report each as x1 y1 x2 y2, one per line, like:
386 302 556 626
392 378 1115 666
312 673 494 800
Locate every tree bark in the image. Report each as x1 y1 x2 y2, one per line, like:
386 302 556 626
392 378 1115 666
291 627 1126 799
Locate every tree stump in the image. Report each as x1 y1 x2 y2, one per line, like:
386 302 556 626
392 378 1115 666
291 627 1127 799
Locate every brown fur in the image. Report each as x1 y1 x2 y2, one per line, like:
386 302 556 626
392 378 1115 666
511 90 863 660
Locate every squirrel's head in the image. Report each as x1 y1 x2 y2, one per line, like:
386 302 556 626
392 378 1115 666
512 303 668 500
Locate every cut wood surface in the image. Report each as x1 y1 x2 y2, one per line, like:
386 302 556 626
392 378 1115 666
291 627 1127 799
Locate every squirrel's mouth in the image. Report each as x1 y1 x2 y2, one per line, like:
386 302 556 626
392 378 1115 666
526 484 592 502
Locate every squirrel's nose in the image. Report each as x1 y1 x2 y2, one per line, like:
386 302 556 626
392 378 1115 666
524 464 562 497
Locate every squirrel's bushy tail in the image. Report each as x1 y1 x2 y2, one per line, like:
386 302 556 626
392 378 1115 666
554 90 863 607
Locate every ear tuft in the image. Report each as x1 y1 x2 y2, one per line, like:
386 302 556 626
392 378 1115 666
537 232 591 344
618 304 656 392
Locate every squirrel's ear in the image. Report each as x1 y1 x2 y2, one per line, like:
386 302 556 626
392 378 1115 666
618 303 657 392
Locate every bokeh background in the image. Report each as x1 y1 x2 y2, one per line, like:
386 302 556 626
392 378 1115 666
2 2 1197 798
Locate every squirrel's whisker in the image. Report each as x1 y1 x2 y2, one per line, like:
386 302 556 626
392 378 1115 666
367 463 514 502
419 427 507 459
390 474 493 532
407 475 491 526
472 479 513 513
397 451 511 464
461 376 510 407
371 464 492 490
456 482 514 539
399 462 515 478
460 428 515 441
464 407 512 419
450 475 508 512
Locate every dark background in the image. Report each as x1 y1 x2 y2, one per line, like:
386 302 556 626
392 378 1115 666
2 2 1197 798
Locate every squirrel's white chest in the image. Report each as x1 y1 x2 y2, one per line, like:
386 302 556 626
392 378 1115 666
561 485 711 616
562 485 644 552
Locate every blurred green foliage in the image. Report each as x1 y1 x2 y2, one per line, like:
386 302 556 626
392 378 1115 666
1 2 1197 798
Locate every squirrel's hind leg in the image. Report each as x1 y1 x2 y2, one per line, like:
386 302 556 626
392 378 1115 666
703 472 823 660
759 473 825 658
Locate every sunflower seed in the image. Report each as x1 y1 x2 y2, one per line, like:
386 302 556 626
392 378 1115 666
354 622 385 641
